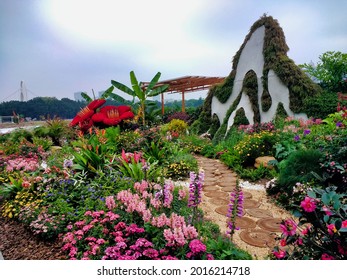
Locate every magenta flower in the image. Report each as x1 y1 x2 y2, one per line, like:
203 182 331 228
273 250 286 259
280 219 297 236
342 220 347 228
327 224 336 235
300 196 317 212
321 253 335 260
189 239 206 254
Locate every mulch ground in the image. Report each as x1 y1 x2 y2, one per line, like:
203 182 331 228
0 217 66 260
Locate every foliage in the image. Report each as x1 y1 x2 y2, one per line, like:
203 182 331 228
165 111 190 124
272 186 347 260
166 153 198 180
303 90 342 119
300 51 347 92
161 119 188 137
233 131 278 167
267 149 323 207
111 71 169 127
206 236 252 260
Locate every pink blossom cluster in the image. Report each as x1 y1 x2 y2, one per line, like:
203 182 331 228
27 211 66 238
186 239 213 259
121 149 145 165
5 156 39 172
61 179 212 260
62 210 183 260
238 122 275 134
162 213 198 247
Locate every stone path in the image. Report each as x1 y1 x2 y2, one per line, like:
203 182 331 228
195 155 294 259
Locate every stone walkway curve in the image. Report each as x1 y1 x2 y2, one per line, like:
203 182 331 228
195 155 294 259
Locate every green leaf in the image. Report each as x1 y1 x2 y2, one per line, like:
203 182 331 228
81 92 93 102
144 72 162 94
323 215 330 223
107 92 127 104
100 86 114 99
335 219 342 230
292 210 302 218
111 80 135 96
322 192 330 205
130 71 143 100
147 84 169 97
339 227 347 232
307 190 316 199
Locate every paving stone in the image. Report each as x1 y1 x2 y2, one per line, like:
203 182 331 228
204 191 227 198
246 208 273 218
239 229 276 248
203 186 220 192
257 218 282 232
234 217 257 229
243 199 260 208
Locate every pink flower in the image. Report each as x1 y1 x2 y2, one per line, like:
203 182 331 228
22 180 31 188
301 225 311 235
300 196 317 212
178 189 187 200
189 239 206 254
341 220 347 228
105 196 116 210
322 206 332 216
273 250 286 259
279 239 287 247
280 219 297 236
327 224 337 235
321 253 335 260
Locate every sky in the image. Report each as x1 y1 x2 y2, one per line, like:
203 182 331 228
1 0 346 103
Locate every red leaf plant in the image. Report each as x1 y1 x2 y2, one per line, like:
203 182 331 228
69 99 106 128
92 105 134 126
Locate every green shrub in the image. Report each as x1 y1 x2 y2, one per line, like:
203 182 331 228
304 91 343 119
270 149 323 200
233 131 278 166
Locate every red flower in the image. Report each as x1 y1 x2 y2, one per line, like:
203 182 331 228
92 105 134 126
70 99 106 127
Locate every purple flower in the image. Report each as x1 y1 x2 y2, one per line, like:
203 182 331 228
336 121 342 127
303 129 311 136
294 135 300 141
188 171 204 208
226 182 244 238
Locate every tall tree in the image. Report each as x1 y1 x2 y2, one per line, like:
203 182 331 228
300 51 347 92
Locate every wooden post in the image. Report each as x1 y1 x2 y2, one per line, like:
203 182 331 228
182 90 185 112
161 93 165 115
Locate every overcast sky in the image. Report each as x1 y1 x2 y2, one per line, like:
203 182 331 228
1 0 346 102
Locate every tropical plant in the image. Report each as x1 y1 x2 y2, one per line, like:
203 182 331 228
111 71 169 126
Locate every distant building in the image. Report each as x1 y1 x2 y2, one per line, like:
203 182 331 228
74 91 85 101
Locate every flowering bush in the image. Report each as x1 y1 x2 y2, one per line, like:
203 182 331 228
272 186 347 260
238 121 275 134
234 131 278 166
61 180 213 260
1 190 42 219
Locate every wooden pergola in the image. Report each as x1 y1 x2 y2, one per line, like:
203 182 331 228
142 75 225 114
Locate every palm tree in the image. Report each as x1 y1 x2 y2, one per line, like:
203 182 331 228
110 71 168 126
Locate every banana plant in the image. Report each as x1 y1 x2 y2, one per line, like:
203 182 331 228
80 86 115 103
110 71 169 126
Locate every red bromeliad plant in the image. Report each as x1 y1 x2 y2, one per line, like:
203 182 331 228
69 99 134 132
92 105 134 126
